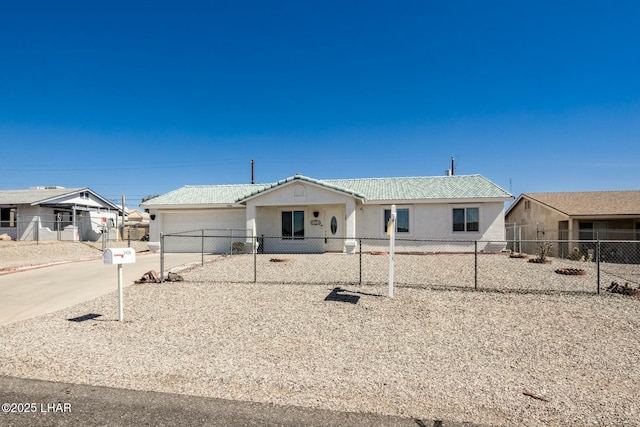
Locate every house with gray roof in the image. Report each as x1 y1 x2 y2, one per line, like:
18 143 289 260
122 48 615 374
0 187 122 241
506 191 640 239
141 174 513 254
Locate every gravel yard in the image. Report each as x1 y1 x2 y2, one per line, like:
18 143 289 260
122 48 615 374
0 241 150 272
0 253 638 426
180 252 638 295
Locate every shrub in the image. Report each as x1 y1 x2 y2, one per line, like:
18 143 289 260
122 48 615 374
536 241 553 261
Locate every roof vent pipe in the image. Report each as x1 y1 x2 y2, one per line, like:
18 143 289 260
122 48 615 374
251 159 255 184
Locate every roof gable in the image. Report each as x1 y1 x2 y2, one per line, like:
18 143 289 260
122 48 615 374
236 174 366 202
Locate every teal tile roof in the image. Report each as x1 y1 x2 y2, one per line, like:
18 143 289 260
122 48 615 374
141 174 512 206
325 175 512 200
141 184 271 206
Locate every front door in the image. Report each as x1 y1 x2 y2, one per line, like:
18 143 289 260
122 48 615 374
323 208 344 252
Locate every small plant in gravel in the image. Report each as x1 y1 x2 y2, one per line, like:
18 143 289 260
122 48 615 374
529 241 553 264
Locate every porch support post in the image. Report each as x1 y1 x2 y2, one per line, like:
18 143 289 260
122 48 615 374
245 203 257 250
344 199 357 254
72 205 79 241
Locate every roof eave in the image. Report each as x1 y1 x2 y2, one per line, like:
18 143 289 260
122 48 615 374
144 203 245 210
365 196 513 205
568 213 640 219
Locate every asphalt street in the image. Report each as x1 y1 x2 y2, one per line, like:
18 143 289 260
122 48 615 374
0 376 488 427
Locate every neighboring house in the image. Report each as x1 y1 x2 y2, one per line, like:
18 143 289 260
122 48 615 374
505 191 640 259
0 187 123 241
121 208 150 240
141 174 513 254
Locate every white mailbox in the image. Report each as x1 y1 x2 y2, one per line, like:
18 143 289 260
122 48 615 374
103 248 136 322
103 248 136 265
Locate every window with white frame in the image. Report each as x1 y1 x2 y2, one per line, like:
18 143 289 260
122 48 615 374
384 208 409 233
282 210 304 239
452 207 479 232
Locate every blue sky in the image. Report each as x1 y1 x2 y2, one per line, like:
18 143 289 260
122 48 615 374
1 1 638 207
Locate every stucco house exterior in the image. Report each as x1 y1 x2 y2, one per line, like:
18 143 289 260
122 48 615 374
505 191 640 258
141 174 513 254
0 187 123 241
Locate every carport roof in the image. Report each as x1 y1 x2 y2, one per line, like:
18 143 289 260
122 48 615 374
141 174 512 207
0 187 122 211
0 187 85 205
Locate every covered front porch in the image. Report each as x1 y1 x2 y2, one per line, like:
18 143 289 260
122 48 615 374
245 200 358 254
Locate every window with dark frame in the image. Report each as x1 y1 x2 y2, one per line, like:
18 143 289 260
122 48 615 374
384 208 409 233
282 210 304 239
0 208 16 228
452 207 479 232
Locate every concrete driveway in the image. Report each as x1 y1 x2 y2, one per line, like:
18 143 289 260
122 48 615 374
0 253 161 325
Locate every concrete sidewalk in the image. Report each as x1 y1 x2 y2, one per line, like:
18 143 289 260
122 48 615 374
0 253 161 325
0 376 489 427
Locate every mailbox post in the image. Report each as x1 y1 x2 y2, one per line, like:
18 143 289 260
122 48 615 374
102 248 136 321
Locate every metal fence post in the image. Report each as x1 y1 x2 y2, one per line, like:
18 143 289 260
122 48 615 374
160 232 165 283
201 229 204 266
253 235 257 284
359 238 362 285
596 239 601 294
474 240 478 290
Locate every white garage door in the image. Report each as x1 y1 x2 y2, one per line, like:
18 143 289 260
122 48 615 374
162 209 247 253
162 209 246 234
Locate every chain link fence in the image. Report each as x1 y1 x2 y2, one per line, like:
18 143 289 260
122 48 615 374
506 224 640 257
159 229 253 279
1 215 118 243
159 232 640 294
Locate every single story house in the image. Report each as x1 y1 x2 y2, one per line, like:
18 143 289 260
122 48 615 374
141 174 513 254
0 187 123 241
505 191 640 259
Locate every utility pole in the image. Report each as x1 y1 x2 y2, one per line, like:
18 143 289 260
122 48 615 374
121 194 126 242
251 159 255 184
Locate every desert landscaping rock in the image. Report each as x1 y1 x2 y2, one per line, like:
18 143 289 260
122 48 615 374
0 251 638 426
